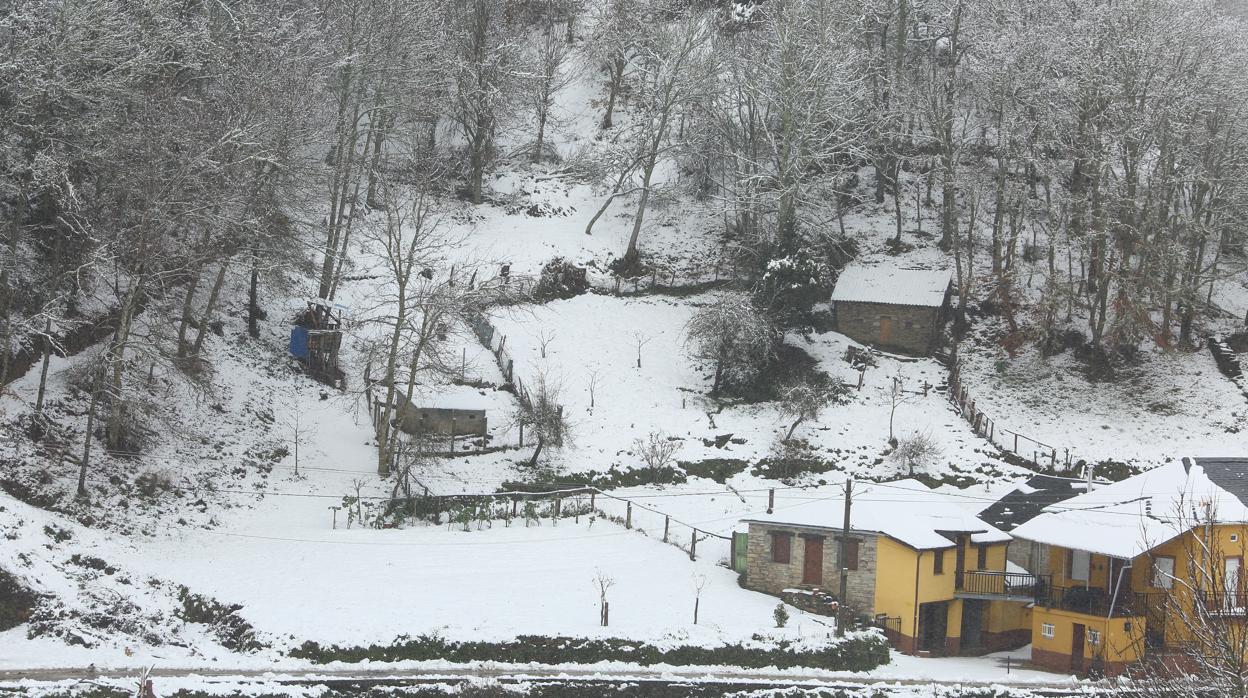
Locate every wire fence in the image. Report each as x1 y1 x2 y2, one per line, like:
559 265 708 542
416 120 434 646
946 357 1078 471
594 259 742 297
348 484 733 563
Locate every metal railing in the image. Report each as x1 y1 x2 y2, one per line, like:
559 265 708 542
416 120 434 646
1200 592 1248 616
958 570 1050 598
1037 585 1159 618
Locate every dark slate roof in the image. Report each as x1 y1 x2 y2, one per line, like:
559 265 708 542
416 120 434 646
977 474 1089 532
1191 457 1248 507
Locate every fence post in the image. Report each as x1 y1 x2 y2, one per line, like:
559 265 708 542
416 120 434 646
1051 449 1057 468
626 502 632 529
554 497 562 520
663 516 670 542
512 498 518 518
1013 433 1019 452
449 418 456 454
590 491 596 511
690 530 697 560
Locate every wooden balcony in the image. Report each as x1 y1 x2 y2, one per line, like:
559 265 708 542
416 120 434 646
956 570 1049 601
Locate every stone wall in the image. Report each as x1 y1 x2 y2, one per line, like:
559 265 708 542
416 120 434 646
834 301 942 355
743 522 878 616
1007 539 1049 576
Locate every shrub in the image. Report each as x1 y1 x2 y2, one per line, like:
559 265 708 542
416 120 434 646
773 603 790 628
533 257 589 301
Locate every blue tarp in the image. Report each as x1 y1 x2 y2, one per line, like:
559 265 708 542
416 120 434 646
289 325 310 359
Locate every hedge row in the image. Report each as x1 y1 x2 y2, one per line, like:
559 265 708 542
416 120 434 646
289 632 891 672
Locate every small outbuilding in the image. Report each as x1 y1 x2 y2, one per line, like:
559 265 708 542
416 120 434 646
831 264 952 355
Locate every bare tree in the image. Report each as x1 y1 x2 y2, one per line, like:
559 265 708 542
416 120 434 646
777 378 848 442
630 331 653 368
692 573 707 625
593 569 615 627
883 372 918 445
890 431 942 476
525 15 576 162
519 369 569 467
446 0 522 204
633 431 681 477
684 293 775 397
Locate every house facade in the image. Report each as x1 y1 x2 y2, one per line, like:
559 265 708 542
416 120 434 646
1012 457 1248 676
741 479 1036 656
830 265 952 355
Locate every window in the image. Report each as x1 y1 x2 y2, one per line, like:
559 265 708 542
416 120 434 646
771 532 792 564
1040 623 1055 639
1152 556 1176 589
845 540 860 571
1087 629 1101 646
977 544 988 569
934 549 945 575
1068 549 1091 581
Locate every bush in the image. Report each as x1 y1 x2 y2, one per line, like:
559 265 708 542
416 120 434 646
773 603 790 628
533 257 589 301
0 568 40 631
290 631 891 672
176 587 262 652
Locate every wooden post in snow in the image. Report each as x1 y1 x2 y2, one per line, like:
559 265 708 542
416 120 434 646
625 501 632 529
767 488 775 514
663 516 670 542
690 530 697 560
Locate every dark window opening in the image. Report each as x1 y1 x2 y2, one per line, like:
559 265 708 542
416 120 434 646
771 533 791 564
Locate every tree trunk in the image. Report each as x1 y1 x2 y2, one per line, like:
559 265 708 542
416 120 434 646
603 57 625 128
176 269 202 358
191 262 228 357
247 263 261 338
78 363 105 498
33 318 53 417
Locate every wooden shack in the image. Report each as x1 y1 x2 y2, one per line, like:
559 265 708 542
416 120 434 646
289 300 345 388
831 265 952 355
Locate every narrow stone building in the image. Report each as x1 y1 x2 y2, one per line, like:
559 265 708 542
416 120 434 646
831 264 952 355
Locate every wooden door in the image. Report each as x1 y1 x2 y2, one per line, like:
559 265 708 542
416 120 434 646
802 536 824 585
1071 623 1085 673
878 316 893 344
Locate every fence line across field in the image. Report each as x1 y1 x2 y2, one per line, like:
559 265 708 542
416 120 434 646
360 483 733 562
945 358 1077 471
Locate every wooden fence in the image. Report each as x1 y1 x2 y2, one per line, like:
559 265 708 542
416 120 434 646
365 484 732 562
946 359 1078 471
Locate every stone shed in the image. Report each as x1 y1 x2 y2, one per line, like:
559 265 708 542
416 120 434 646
831 264 952 355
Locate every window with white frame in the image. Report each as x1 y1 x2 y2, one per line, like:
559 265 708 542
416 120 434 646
1153 556 1176 589
1087 629 1101 646
1041 623 1055 639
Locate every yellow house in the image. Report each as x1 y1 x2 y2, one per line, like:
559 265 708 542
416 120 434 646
742 479 1038 655
1013 457 1248 676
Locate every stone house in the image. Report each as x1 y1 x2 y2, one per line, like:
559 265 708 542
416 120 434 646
741 479 1039 656
831 264 952 355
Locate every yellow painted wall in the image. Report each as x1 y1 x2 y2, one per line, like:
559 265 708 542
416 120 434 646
873 536 922 638
873 536 1014 644
1032 606 1145 665
987 598 1031 634
1125 523 1248 646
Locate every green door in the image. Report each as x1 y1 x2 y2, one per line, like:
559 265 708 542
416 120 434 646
733 532 748 572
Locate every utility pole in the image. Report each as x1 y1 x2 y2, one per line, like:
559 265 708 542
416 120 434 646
837 478 854 637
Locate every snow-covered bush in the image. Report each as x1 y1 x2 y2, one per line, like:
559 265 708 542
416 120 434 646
533 257 589 301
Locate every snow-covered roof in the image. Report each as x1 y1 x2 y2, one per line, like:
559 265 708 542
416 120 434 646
831 265 951 308
742 479 1011 550
1011 458 1248 560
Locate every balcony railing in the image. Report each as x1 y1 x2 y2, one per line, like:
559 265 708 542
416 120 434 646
1037 585 1159 618
958 570 1050 599
1200 592 1248 616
